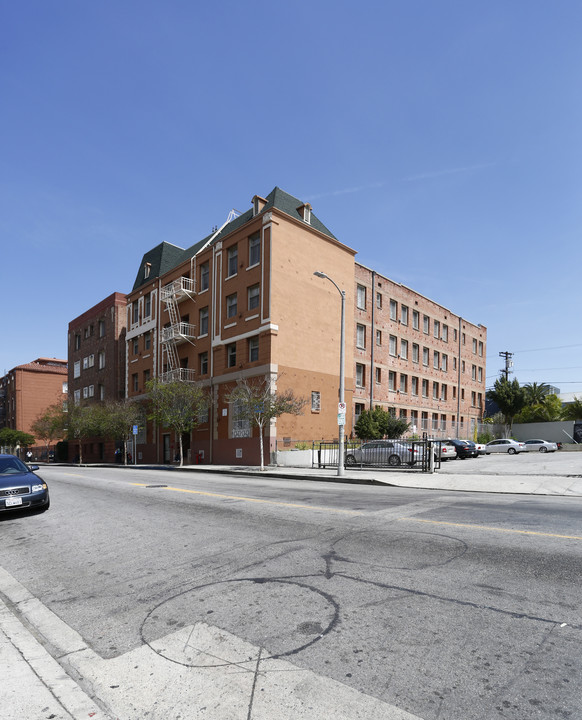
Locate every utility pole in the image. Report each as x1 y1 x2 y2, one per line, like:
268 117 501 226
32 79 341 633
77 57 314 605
499 351 513 381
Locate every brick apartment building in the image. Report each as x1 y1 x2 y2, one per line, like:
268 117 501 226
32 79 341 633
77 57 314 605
0 358 68 453
126 187 355 465
353 264 486 438
68 185 487 466
68 292 127 462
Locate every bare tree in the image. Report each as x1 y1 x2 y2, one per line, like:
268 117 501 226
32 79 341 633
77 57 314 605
226 374 307 471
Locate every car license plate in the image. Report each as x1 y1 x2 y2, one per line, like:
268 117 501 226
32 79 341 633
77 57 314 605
6 497 23 507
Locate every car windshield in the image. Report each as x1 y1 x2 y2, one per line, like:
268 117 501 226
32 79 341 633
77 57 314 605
0 457 29 475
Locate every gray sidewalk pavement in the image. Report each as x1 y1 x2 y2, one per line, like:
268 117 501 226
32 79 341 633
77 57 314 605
3 454 582 719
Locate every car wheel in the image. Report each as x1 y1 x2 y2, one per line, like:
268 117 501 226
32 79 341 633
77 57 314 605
508 448 516 455
345 455 357 467
539 447 547 453
388 454 401 467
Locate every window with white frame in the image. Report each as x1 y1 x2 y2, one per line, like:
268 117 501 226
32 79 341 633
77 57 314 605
88 385 94 398
311 391 321 412
434 320 440 339
83 386 89 399
478 341 483 357
356 363 365 387
74 389 81 405
200 261 210 291
400 339 408 360
389 335 397 356
227 245 238 277
98 351 105 369
442 354 447 371
390 299 397 321
249 233 260 266
62 381 68 394
375 367 382 384
412 310 420 330
74 360 81 378
478 367 483 382
248 284 260 310
423 347 429 366
472 364 477 380
411 376 419 395
433 351 440 369
422 379 429 397
356 324 366 349
473 338 477 354
232 399 251 438
441 384 447 401
442 324 448 342
144 292 151 318
400 305 408 325
433 382 439 399
423 315 430 334
357 285 366 310
226 293 238 318
376 292 382 309
199 307 209 336
388 371 396 391
412 343 419 363
376 329 382 346
400 374 407 393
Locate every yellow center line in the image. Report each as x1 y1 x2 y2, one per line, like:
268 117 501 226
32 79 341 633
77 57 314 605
405 517 582 541
130 483 362 515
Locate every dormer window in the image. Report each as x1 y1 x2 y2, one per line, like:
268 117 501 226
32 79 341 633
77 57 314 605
298 203 312 224
252 195 267 216
144 262 151 279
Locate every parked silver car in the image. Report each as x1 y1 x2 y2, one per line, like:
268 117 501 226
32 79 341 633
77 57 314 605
433 440 458 461
345 440 422 467
523 439 558 453
485 438 526 454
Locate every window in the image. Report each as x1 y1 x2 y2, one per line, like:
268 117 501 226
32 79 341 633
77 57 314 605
356 324 366 349
434 320 440 339
232 399 251 438
400 339 408 360
200 262 209 291
479 341 483 357
473 338 477 354
478 367 483 382
442 324 448 342
132 303 138 324
401 305 408 325
144 332 151 351
412 310 420 330
74 389 81 405
132 373 139 392
389 335 397 356
249 337 259 362
376 329 382 346
388 371 396 391
227 245 238 277
461 389 465 400
144 262 151 279
98 351 105 370
227 343 237 368
433 351 439 369
74 360 81 379
462 360 466 373
143 369 150 387
412 343 419 363
478 392 482 407
462 333 466 345
75 334 81 350
83 356 89 370
390 299 397 321
356 363 365 387
441 384 447 401
98 320 105 338
144 292 151 318
472 364 477 380
248 284 260 310
311 391 321 412
355 403 364 421
422 379 429 397
472 391 476 407
400 374 407 393
133 339 139 355
199 351 208 375
423 347 429 366
433 382 439 399
62 381 68 394
376 292 382 309
411 376 419 396
453 357 457 370
454 328 458 342
442 354 447 372
227 293 238 319
375 367 382 384
199 307 209 336
99 384 105 401
357 285 366 310
423 315 430 334
249 233 261 266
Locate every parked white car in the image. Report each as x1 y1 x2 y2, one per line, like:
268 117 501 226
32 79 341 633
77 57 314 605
474 442 487 455
523 439 558 453
485 438 526 454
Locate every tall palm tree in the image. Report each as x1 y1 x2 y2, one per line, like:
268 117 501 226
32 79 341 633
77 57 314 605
523 382 551 406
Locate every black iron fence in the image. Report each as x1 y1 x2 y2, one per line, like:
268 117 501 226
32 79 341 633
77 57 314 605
314 439 445 473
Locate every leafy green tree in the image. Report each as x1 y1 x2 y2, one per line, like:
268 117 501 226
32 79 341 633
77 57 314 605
66 404 100 464
516 394 563 423
523 382 551 406
226 374 307 471
0 428 35 455
486 378 527 436
146 379 208 466
562 396 582 421
354 407 409 441
94 400 144 465
31 403 66 461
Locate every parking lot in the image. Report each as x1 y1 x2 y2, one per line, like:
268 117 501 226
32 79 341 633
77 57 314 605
440 447 582 475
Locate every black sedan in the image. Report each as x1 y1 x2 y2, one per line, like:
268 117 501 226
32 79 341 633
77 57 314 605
0 454 50 513
446 439 479 459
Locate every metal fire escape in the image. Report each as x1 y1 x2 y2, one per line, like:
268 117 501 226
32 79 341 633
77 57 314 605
160 276 197 383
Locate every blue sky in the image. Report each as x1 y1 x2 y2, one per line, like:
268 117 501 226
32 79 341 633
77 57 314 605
2 1 581 394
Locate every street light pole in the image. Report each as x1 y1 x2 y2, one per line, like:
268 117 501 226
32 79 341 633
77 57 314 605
314 271 345 476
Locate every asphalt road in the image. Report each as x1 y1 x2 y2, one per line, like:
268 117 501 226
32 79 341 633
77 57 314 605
2 466 582 720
